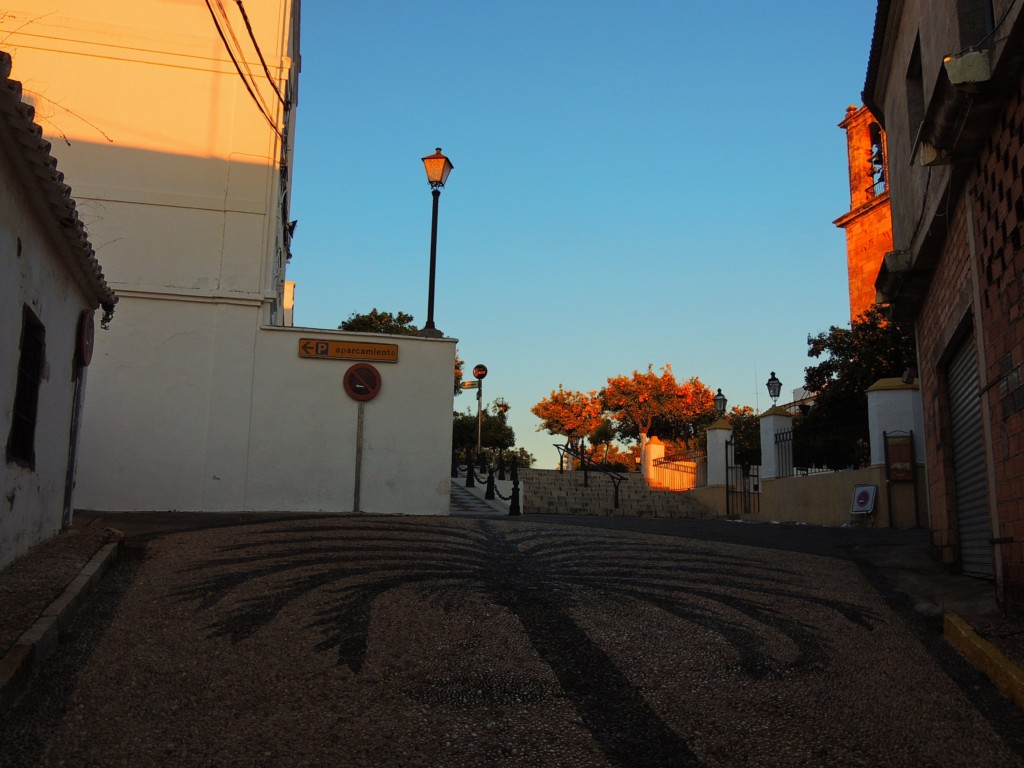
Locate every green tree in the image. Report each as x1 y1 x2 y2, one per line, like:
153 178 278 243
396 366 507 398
799 305 916 468
339 308 419 335
339 310 465 397
725 406 761 467
499 446 536 470
804 306 915 400
453 400 516 457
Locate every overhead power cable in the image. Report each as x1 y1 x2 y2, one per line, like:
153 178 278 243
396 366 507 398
213 0 274 120
235 0 288 108
202 0 282 138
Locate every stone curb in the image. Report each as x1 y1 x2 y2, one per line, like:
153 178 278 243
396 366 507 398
944 613 1024 709
0 534 123 714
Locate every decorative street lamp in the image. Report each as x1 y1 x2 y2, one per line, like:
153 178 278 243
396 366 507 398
420 147 453 338
766 372 782 406
713 388 728 414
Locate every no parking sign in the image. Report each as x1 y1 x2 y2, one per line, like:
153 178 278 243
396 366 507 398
344 363 382 402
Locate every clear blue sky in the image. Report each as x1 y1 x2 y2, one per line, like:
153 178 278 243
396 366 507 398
287 1 879 468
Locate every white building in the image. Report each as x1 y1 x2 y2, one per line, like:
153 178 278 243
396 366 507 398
1 50 116 568
4 2 456 515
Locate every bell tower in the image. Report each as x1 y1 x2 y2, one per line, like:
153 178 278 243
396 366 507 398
833 104 894 322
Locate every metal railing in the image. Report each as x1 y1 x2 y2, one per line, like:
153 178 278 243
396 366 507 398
650 455 706 490
774 425 863 478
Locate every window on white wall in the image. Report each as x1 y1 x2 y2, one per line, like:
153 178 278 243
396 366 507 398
6 305 46 469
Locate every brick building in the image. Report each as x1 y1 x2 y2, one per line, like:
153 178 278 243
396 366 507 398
834 105 894 322
868 0 1024 611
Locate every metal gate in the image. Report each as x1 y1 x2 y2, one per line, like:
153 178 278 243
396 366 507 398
726 438 759 517
947 336 994 577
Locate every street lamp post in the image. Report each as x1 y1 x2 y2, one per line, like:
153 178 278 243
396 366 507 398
421 148 453 338
766 372 782 406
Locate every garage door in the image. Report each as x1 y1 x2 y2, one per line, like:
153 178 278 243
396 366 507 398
947 336 993 578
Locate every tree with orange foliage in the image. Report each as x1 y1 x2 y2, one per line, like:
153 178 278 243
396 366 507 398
530 386 604 452
601 364 716 446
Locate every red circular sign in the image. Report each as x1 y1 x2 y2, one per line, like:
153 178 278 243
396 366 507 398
473 364 488 380
77 310 95 367
344 363 382 401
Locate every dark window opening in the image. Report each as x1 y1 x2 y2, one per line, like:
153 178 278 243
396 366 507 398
869 122 887 195
958 0 996 49
906 37 925 149
6 305 46 469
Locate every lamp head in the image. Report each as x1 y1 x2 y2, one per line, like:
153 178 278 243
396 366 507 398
766 372 782 405
713 388 727 414
422 147 453 189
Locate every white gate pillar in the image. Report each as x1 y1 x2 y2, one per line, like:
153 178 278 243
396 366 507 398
642 435 665 483
706 419 732 486
866 378 924 465
759 406 793 479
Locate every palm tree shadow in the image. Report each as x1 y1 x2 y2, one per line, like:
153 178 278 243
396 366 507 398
174 518 879 768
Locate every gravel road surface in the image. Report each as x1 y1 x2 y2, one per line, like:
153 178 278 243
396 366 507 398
2 516 1022 767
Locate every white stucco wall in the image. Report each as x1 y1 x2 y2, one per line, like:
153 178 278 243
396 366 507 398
75 307 456 514
249 327 455 515
0 141 91 569
7 3 457 518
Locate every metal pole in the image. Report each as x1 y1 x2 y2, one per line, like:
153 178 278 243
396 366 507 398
424 188 441 335
476 380 483 455
353 402 365 513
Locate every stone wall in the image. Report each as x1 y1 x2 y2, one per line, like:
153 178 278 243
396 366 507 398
520 469 712 519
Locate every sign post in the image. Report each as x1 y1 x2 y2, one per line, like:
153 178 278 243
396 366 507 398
473 364 488 454
344 364 382 513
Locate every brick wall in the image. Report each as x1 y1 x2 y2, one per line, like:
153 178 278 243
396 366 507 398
836 105 894 321
972 76 1024 611
915 75 1024 611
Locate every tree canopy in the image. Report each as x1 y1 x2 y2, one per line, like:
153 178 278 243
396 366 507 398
338 308 419 335
804 306 915 402
798 305 917 468
601 364 716 445
453 400 516 454
530 386 604 451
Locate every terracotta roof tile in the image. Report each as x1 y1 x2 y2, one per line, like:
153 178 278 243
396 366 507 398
0 50 116 325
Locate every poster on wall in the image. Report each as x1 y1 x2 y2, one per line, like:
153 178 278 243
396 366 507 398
885 433 914 482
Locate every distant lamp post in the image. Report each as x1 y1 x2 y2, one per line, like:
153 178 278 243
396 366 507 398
766 372 782 406
713 388 728 415
420 147 453 338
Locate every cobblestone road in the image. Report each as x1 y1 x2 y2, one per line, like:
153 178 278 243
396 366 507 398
2 516 1023 767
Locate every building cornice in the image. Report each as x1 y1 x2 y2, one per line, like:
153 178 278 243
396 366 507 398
833 191 891 229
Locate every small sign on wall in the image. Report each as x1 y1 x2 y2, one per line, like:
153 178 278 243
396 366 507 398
851 484 878 516
298 338 398 363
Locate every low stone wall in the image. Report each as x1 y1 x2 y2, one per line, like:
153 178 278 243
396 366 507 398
520 468 712 518
753 466 925 528
521 465 926 529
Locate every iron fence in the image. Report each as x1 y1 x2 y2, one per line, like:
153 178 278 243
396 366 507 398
651 455 705 490
726 438 759 516
773 409 869 477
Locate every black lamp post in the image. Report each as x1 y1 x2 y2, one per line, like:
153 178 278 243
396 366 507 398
420 148 453 338
713 388 728 414
766 372 782 406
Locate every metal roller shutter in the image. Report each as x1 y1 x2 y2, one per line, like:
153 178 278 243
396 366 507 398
947 337 994 577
